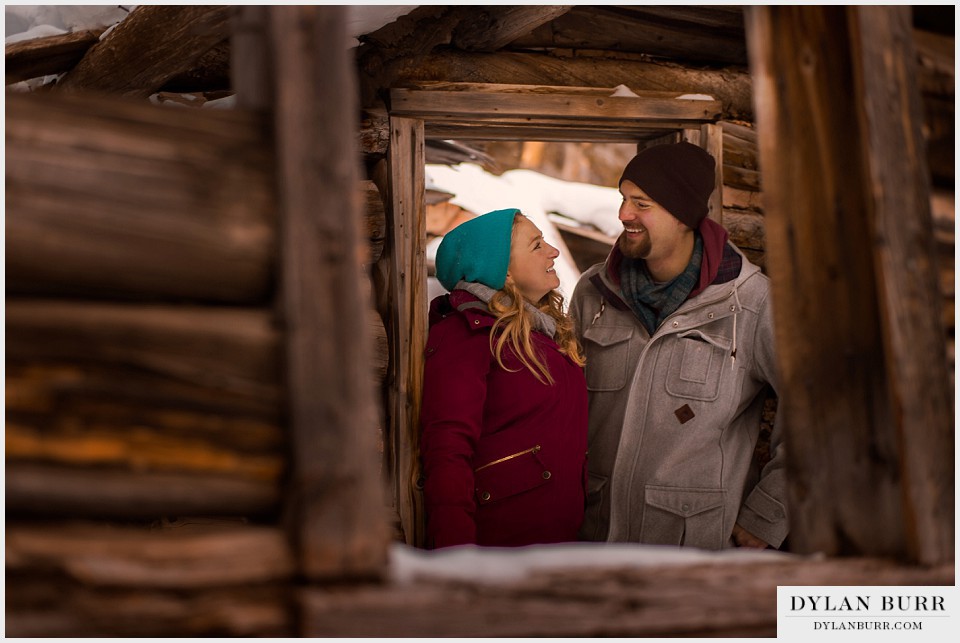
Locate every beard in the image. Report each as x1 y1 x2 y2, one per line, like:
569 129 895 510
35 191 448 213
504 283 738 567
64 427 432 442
618 231 651 260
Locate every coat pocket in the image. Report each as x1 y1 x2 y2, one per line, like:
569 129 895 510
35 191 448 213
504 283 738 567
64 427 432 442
474 445 552 505
640 486 726 550
665 331 731 401
582 324 634 391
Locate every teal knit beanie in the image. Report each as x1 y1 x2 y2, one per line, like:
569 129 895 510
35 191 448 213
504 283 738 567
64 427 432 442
435 208 519 292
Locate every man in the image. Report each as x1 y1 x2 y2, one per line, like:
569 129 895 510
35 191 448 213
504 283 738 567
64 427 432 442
569 142 787 549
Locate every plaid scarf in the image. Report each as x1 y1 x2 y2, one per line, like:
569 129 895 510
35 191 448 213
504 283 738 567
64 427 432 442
621 233 704 335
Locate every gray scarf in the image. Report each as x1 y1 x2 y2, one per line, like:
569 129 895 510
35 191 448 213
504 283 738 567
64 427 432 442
456 281 557 339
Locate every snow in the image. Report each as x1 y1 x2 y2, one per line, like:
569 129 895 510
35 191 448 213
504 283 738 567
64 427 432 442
389 540 804 585
5 5 134 41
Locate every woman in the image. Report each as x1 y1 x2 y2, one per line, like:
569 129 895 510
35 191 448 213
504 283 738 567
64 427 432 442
420 208 588 548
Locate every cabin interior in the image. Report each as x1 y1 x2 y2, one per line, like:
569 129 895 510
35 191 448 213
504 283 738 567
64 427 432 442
4 5 955 636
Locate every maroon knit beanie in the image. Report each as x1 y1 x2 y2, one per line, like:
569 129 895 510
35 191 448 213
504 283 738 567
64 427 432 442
618 142 716 229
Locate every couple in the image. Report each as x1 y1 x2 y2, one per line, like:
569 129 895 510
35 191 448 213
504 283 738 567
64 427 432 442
420 142 788 552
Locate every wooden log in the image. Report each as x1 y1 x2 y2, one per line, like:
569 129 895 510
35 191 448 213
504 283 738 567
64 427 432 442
722 125 759 171
723 208 765 251
722 163 761 191
58 5 232 97
512 5 748 66
363 179 387 265
452 6 573 52
361 50 755 121
160 40 231 93
267 6 390 579
301 556 953 637
6 91 275 303
6 464 280 518
5 522 294 636
723 185 763 211
746 5 953 563
849 6 954 565
5 417 283 481
359 107 390 157
6 522 294 588
6 300 281 396
5 29 103 84
5 580 293 637
230 6 271 111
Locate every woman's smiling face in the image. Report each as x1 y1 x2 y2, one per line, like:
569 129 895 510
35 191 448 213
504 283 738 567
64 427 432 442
506 215 560 302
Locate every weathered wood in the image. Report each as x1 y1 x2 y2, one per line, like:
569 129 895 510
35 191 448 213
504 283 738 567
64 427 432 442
722 163 761 191
512 5 748 65
722 125 760 171
58 5 231 97
702 123 724 223
723 185 762 211
5 29 103 83
5 417 283 482
5 581 293 637
230 5 271 111
390 85 722 122
452 6 573 52
301 556 953 637
5 522 294 636
6 91 275 303
363 179 387 265
360 107 390 157
6 300 281 397
745 5 952 562
723 208 765 251
268 6 390 579
386 116 428 547
6 464 280 518
161 40 231 93
6 522 294 587
850 6 954 565
363 50 755 121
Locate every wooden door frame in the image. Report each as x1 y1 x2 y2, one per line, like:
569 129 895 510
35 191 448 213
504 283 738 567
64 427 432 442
384 83 724 546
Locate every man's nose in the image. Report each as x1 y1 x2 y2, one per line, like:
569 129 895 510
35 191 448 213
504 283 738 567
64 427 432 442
618 202 633 221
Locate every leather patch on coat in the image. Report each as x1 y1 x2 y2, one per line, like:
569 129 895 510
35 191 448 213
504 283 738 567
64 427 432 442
674 404 695 424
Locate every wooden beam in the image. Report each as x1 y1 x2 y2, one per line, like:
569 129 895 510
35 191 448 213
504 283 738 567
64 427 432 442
58 5 231 97
267 6 390 579
230 5 271 111
511 6 747 65
6 464 280 518
849 6 954 565
362 50 755 121
5 29 103 84
301 556 952 637
386 116 428 547
390 86 722 122
745 6 952 563
5 91 275 303
452 6 573 52
6 522 294 636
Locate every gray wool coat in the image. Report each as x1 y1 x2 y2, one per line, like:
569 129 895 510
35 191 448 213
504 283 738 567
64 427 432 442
569 244 788 549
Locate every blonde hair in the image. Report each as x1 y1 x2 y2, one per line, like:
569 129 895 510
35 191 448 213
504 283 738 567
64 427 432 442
487 217 586 385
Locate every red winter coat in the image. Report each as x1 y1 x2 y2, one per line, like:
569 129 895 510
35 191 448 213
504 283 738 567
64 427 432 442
420 289 588 548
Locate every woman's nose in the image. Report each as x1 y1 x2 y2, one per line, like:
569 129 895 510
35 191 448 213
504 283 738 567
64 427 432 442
547 243 560 258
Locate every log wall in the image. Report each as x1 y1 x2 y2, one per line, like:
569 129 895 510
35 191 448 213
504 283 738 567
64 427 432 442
5 85 390 634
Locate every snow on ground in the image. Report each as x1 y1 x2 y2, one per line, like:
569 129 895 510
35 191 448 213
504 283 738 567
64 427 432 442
390 540 803 585
425 163 623 300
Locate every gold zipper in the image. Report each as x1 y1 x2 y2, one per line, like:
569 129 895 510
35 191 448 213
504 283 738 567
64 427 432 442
475 445 541 472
